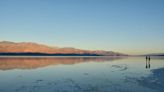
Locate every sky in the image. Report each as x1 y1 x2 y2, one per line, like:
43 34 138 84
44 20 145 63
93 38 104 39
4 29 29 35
0 0 164 55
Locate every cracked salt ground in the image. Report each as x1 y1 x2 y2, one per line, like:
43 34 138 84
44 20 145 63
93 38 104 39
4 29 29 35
111 64 128 71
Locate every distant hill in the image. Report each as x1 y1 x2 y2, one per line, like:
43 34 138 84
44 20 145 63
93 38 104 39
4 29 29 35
0 41 127 56
144 53 164 56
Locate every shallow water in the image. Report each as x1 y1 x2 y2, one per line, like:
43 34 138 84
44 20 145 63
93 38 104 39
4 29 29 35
0 56 164 92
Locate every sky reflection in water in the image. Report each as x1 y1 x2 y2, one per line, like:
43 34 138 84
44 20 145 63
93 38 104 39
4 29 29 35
0 56 164 92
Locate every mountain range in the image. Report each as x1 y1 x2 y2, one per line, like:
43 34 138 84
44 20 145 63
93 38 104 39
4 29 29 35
0 41 127 56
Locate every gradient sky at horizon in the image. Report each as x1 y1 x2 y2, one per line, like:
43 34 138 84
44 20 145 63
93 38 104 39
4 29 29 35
0 0 164 55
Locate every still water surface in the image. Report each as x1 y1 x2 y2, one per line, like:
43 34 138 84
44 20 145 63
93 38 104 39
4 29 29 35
0 56 164 92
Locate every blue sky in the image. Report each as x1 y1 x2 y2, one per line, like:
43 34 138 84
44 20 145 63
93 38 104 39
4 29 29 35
0 0 164 54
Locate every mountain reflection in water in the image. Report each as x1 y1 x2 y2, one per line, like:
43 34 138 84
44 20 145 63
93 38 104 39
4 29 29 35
0 56 124 70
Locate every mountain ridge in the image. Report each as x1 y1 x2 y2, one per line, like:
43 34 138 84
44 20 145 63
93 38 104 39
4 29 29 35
0 41 127 56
